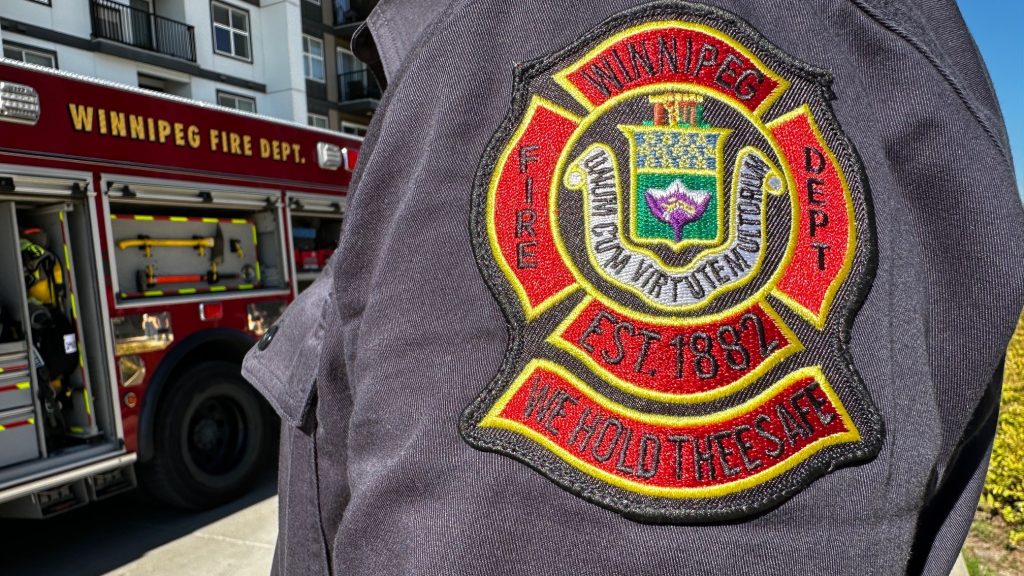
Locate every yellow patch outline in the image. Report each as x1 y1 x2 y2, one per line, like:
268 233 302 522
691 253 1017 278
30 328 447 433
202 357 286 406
480 360 860 499
618 123 730 251
556 109 797 320
552 20 790 117
765 105 858 330
547 295 803 403
486 95 584 321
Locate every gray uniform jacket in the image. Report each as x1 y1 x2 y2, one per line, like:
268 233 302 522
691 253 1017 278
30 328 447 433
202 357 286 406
242 0 1024 574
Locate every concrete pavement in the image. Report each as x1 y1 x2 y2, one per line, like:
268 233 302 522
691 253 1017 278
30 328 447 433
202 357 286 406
0 473 277 576
103 495 276 576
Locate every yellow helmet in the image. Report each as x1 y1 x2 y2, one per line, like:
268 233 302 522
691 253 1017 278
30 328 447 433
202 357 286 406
20 236 63 306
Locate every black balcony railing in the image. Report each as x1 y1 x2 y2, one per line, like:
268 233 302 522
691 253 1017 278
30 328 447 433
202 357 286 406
339 69 381 102
333 0 376 26
90 0 196 62
333 0 377 38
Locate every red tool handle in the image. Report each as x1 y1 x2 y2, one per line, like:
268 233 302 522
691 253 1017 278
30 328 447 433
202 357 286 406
152 274 203 285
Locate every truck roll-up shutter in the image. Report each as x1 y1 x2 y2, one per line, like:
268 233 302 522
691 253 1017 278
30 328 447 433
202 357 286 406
0 173 89 200
105 180 279 210
286 191 346 217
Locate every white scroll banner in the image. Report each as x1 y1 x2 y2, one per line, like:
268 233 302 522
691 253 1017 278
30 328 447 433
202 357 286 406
563 143 785 310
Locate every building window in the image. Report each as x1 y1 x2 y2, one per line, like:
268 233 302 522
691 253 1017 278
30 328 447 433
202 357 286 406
3 42 57 68
138 73 191 97
305 0 321 4
336 47 360 75
340 121 368 139
303 35 325 82
337 47 379 101
212 1 251 61
217 91 257 113
308 114 329 129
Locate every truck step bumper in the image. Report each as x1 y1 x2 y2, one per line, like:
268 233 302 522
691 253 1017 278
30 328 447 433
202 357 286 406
0 453 137 518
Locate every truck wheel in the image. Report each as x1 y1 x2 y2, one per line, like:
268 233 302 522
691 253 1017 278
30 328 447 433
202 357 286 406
140 361 269 509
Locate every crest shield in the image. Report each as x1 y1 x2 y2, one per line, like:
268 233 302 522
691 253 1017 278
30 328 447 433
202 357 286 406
620 93 728 249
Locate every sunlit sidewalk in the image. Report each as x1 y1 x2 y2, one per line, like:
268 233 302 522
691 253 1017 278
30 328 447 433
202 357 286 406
105 497 277 576
2 473 277 576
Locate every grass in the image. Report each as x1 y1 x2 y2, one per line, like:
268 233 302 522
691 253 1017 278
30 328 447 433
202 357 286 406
965 510 1024 575
963 548 997 576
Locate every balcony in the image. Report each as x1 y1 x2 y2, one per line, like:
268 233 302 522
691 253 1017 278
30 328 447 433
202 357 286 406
333 0 377 39
89 0 197 62
338 69 381 113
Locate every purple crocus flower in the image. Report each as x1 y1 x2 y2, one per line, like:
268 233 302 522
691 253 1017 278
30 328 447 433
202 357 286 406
645 180 712 241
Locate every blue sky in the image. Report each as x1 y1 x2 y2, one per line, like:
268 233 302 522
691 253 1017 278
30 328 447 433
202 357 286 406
957 0 1024 196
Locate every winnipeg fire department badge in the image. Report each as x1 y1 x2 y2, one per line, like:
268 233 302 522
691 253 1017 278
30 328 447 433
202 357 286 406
462 1 882 522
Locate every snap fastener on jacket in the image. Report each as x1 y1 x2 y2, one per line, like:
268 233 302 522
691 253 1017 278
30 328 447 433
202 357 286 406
258 324 279 351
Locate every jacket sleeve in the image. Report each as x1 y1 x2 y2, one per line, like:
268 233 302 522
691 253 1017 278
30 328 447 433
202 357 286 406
242 272 336 575
910 364 1003 575
848 2 1021 572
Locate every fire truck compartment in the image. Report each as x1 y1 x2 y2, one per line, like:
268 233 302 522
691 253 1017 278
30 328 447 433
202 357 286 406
18 203 105 440
287 191 344 291
0 178 123 500
105 179 289 304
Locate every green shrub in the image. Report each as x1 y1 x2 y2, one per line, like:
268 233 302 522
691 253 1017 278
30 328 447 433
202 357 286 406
982 313 1024 546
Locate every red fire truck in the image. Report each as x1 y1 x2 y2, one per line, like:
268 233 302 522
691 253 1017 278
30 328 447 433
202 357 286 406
0 59 357 517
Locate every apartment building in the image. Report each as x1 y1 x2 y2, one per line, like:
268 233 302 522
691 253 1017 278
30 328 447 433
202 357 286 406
301 0 377 137
0 0 380 133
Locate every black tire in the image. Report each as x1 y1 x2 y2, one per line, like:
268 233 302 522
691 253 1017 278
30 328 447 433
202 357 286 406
139 361 269 510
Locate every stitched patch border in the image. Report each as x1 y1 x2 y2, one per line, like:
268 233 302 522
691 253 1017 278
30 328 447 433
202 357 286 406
462 0 882 523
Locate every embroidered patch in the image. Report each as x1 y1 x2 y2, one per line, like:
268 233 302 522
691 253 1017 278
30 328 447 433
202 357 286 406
462 1 882 522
